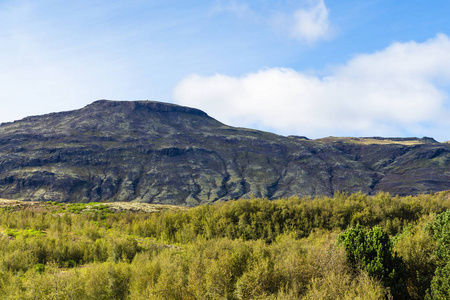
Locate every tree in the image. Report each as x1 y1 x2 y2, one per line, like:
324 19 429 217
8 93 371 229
426 209 450 299
338 225 408 299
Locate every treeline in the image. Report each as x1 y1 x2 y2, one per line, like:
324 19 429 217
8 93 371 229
132 191 450 243
0 192 448 299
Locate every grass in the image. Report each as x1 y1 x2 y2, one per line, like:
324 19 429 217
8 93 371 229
0 198 188 214
315 137 429 145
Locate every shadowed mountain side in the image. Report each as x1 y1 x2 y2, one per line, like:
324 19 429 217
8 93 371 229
0 100 449 205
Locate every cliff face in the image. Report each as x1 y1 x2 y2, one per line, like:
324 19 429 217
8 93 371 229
0 100 449 205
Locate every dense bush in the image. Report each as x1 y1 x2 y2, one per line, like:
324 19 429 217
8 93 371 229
131 191 450 243
425 209 450 299
0 191 447 298
393 215 437 299
338 225 408 299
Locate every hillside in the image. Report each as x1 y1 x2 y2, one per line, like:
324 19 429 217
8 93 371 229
0 100 449 204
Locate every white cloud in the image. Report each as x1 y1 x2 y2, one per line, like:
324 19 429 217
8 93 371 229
212 0 333 44
173 34 450 141
291 0 331 44
292 0 331 44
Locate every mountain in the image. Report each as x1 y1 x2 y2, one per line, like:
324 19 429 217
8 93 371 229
0 100 449 205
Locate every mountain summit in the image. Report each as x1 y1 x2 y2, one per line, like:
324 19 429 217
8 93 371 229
0 100 449 204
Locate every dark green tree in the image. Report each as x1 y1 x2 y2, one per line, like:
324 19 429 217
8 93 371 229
338 225 408 299
426 209 450 299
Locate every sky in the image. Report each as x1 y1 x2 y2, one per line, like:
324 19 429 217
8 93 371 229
1 0 450 141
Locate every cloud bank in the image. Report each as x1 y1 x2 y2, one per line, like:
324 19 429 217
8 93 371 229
173 34 450 141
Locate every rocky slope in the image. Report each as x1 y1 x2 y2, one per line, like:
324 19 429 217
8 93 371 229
0 100 449 205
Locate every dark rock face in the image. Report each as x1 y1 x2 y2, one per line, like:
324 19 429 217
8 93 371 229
0 100 449 204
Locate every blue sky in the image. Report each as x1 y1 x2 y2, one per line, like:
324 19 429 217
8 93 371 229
1 0 450 140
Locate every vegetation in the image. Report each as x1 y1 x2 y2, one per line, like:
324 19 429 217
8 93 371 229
0 191 449 299
338 225 408 299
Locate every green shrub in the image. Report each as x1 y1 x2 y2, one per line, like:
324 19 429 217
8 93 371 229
425 209 450 299
394 215 437 299
338 225 408 299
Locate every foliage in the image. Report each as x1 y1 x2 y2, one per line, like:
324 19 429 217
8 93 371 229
0 192 446 298
338 225 408 299
428 261 450 300
394 215 437 299
425 209 450 299
132 191 450 244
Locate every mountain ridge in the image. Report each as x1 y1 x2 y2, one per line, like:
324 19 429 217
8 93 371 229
0 100 449 205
